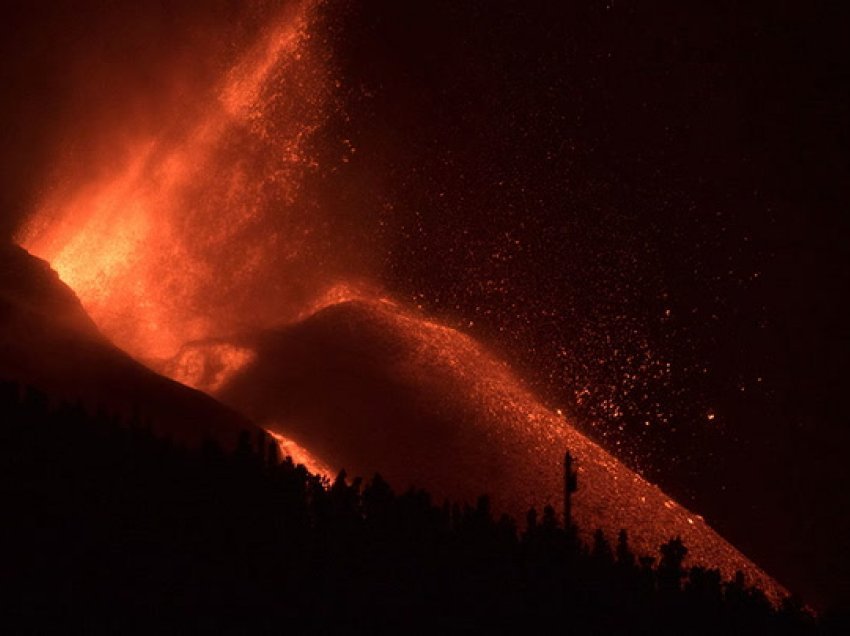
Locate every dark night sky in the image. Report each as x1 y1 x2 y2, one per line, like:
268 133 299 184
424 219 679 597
2 0 849 608
319 0 850 607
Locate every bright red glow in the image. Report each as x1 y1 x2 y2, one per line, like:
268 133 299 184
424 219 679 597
13 0 788 607
267 429 334 481
17 0 332 361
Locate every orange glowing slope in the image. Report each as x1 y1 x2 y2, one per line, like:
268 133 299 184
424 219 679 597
166 298 786 602
0 243 259 450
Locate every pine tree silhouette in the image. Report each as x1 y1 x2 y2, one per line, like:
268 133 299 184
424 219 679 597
659 536 688 594
0 384 826 633
616 529 636 570
563 450 577 529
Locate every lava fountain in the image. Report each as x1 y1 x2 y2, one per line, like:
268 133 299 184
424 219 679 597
17 0 356 362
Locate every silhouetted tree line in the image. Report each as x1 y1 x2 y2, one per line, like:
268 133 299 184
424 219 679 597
0 381 845 634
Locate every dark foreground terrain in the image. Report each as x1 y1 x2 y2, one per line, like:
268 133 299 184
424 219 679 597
3 381 845 634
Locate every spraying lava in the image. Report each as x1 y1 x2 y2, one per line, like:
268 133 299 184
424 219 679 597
13 0 789 605
17 0 354 362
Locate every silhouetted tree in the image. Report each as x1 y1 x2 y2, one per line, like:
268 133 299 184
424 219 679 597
658 536 688 595
563 450 577 529
616 529 635 570
0 384 825 634
592 528 614 565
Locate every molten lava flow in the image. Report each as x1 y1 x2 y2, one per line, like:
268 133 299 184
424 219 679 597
267 429 334 481
17 0 340 362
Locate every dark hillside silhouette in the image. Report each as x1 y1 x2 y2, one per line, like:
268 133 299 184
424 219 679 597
1 381 830 633
203 298 785 598
0 243 260 449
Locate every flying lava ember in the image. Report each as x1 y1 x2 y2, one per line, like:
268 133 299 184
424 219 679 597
10 0 801 606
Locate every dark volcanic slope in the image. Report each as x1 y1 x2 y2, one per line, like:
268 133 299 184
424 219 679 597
206 298 786 602
0 243 257 449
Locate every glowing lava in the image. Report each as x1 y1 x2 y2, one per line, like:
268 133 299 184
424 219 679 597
17 0 341 362
12 0 789 607
267 429 334 481
208 297 788 604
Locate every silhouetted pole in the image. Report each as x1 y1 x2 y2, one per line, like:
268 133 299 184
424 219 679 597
564 450 577 529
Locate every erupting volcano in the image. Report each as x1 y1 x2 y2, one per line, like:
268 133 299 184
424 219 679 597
8 0 839 615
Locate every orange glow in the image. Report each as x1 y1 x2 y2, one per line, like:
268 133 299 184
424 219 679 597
17 0 330 361
13 0 787 607
206 296 788 604
267 429 333 481
168 341 256 394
